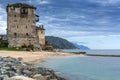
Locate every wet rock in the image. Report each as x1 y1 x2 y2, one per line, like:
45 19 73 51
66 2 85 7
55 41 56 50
50 79 57 80
33 74 46 80
22 70 33 77
0 75 9 80
0 57 66 80
9 76 35 80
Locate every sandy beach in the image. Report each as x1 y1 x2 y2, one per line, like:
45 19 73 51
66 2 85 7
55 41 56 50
0 51 85 80
0 51 84 62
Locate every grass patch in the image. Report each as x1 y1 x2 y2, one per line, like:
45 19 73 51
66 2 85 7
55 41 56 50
0 47 26 51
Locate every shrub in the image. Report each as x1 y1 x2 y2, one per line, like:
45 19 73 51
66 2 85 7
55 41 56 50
0 39 8 47
21 44 27 48
28 44 34 51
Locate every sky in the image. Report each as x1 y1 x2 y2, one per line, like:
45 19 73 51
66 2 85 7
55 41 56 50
0 0 120 49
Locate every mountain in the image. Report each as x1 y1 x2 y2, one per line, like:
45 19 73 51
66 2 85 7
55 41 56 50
45 36 77 49
72 42 90 50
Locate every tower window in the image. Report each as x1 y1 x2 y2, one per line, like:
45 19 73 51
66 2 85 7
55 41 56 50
17 26 18 28
14 15 16 17
10 7 15 10
14 33 16 35
26 33 28 36
20 8 28 14
41 30 43 34
26 26 27 29
14 33 17 37
32 10 34 14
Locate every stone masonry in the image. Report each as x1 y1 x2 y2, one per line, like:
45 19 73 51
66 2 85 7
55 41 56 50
6 3 45 50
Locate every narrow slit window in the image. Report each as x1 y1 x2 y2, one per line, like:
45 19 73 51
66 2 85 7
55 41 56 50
14 33 17 37
14 33 17 35
41 30 43 34
26 33 28 36
14 15 16 17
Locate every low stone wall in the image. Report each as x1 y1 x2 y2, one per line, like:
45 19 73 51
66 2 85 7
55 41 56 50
86 54 120 57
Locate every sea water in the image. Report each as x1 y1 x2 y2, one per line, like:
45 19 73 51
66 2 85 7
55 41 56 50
42 50 120 80
63 49 120 55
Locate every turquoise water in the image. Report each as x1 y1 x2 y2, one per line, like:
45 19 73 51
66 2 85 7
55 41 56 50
42 50 120 80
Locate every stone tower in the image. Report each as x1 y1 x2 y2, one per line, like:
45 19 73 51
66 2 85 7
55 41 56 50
6 3 44 50
37 25 45 49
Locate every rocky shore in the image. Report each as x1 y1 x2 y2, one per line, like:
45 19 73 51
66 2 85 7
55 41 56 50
0 56 66 80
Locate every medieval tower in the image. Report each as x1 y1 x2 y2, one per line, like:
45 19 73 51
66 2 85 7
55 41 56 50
6 3 45 50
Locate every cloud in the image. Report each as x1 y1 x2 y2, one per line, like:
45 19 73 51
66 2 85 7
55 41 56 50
43 16 70 22
28 0 50 5
0 6 7 34
37 0 50 4
27 0 32 4
1 0 120 49
45 28 97 38
40 9 120 37
1 0 120 37
89 0 120 5
109 35 120 37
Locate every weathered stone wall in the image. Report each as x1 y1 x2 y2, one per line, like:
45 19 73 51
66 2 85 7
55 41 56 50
7 4 41 48
8 37 39 47
37 29 45 48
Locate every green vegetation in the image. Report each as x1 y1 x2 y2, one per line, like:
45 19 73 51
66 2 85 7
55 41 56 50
9 3 36 9
0 39 34 51
0 39 8 47
21 44 34 51
45 36 77 49
0 47 25 51
0 39 25 51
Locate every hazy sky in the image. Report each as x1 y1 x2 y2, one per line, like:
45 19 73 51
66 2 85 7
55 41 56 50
0 0 120 49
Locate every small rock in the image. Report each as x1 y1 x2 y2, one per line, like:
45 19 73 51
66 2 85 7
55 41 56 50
0 75 9 80
33 74 46 80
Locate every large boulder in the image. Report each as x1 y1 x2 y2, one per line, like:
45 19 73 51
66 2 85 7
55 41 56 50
33 74 46 80
9 76 35 80
0 75 9 80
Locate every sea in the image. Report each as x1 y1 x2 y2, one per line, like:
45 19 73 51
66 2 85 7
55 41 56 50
39 50 120 80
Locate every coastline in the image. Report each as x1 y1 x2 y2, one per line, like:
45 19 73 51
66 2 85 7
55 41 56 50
1 50 120 80
0 51 85 62
0 50 85 80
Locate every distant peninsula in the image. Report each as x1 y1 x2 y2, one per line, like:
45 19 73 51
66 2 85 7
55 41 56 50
72 42 90 50
45 36 77 49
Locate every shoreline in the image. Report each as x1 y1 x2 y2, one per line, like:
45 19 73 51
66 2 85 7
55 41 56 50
0 56 66 80
0 50 85 62
0 51 85 80
0 50 120 80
